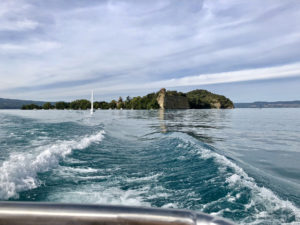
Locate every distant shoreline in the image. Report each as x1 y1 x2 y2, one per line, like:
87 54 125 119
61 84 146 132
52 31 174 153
234 101 300 108
1 108 300 111
1 96 300 109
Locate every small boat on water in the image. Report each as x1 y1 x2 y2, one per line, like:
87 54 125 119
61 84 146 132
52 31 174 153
0 202 235 225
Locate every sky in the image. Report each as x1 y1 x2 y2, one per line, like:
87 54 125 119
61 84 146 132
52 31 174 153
0 0 300 103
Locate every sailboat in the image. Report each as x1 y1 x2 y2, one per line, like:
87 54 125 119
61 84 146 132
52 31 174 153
90 90 95 114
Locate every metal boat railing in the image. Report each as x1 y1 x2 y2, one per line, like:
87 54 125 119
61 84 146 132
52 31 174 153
0 202 235 225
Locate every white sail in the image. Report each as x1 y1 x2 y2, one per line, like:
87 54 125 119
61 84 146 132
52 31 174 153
90 90 94 114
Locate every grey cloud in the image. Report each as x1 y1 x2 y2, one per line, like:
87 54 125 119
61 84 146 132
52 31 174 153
0 0 300 101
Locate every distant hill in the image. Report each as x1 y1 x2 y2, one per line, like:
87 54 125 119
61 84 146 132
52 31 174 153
186 89 234 109
0 98 45 109
157 89 234 109
234 101 300 108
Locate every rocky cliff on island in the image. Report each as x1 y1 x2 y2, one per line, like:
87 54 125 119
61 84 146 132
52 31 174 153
156 88 234 109
21 88 234 110
157 88 190 109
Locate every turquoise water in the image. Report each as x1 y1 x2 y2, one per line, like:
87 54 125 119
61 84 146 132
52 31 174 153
0 109 299 225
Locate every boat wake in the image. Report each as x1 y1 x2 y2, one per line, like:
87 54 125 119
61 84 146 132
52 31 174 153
0 109 299 225
0 130 105 200
171 133 300 224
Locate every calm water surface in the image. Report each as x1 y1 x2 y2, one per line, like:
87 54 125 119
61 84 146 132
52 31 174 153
0 109 299 225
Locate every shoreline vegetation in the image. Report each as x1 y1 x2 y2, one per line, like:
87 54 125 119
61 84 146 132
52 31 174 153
21 88 234 110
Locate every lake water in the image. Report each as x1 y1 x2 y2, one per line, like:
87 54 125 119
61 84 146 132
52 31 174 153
0 109 299 225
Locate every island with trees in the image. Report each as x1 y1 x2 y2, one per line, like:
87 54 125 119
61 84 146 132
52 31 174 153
21 88 234 110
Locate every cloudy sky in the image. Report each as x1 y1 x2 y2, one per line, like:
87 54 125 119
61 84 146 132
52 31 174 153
0 0 300 102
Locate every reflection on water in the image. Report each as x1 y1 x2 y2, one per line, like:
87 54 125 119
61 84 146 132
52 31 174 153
156 109 230 143
158 109 167 133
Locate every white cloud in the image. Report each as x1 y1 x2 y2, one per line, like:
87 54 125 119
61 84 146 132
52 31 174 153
0 41 61 54
85 63 300 93
0 0 38 31
152 63 300 88
20 62 299 101
0 19 39 31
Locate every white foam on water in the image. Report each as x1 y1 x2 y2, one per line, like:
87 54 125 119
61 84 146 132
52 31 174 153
71 167 99 173
282 223 300 225
177 156 186 160
162 203 179 208
47 184 151 207
0 131 105 200
76 175 109 181
59 166 100 174
63 157 85 164
51 166 121 182
225 174 240 184
124 173 162 182
46 181 173 209
195 142 300 224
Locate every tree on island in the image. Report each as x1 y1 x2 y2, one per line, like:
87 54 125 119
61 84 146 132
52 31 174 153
117 97 124 109
109 100 117 109
42 102 54 110
70 99 90 110
95 101 109 109
21 104 42 110
124 96 131 109
55 101 70 110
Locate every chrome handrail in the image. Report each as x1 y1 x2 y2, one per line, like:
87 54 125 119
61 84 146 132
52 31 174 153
0 202 235 225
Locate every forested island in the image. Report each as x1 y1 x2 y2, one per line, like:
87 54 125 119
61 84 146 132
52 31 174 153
21 88 234 110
